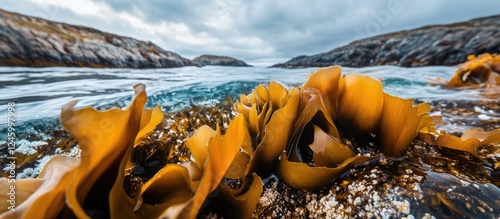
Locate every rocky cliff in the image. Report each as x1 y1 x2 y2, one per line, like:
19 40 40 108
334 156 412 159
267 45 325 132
0 9 196 68
193 55 252 67
272 15 500 68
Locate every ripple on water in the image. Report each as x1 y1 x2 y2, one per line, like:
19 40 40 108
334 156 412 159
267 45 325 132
0 65 496 129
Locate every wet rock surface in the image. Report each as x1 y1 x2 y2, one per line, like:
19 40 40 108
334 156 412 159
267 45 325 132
0 9 196 68
193 55 252 67
272 15 500 68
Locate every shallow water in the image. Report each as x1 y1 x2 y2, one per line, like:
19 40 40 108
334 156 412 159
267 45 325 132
0 65 493 129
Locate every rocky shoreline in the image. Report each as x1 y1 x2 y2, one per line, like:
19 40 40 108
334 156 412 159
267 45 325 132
193 55 252 67
272 15 500 68
0 9 196 68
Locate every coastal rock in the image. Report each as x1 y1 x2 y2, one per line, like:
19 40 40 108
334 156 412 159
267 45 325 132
193 55 252 67
0 9 196 68
272 15 500 68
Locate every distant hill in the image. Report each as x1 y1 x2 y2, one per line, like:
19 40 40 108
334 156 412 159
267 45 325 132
272 15 500 68
0 9 196 68
192 55 252 67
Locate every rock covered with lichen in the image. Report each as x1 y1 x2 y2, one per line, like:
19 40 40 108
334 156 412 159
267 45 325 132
0 9 196 68
193 55 252 67
272 15 500 68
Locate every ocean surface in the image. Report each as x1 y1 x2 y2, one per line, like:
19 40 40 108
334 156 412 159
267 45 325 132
1 65 500 218
0 65 492 129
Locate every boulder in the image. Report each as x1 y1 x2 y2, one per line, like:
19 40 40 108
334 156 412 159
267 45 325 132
193 55 252 67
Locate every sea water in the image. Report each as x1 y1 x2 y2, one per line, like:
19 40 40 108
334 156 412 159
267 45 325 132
0 65 489 129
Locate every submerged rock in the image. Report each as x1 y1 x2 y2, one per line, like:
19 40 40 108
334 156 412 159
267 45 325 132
272 15 500 68
0 9 196 68
193 55 252 67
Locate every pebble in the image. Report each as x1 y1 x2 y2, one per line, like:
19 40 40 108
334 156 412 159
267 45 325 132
422 213 436 219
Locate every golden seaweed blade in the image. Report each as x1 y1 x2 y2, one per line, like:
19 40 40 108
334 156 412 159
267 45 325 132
418 128 500 160
302 66 342 119
185 116 253 180
276 153 373 191
185 125 216 171
337 73 385 134
379 93 422 157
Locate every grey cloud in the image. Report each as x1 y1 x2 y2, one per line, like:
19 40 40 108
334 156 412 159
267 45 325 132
1 0 499 65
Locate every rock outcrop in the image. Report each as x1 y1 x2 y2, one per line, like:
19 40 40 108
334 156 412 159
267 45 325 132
193 55 252 67
272 15 500 68
0 9 196 68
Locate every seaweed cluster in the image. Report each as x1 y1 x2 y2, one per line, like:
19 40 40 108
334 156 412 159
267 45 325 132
448 53 500 87
232 66 498 192
1 66 499 219
1 84 165 218
430 53 500 88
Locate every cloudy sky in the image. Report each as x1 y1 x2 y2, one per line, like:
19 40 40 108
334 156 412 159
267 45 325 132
1 0 499 66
